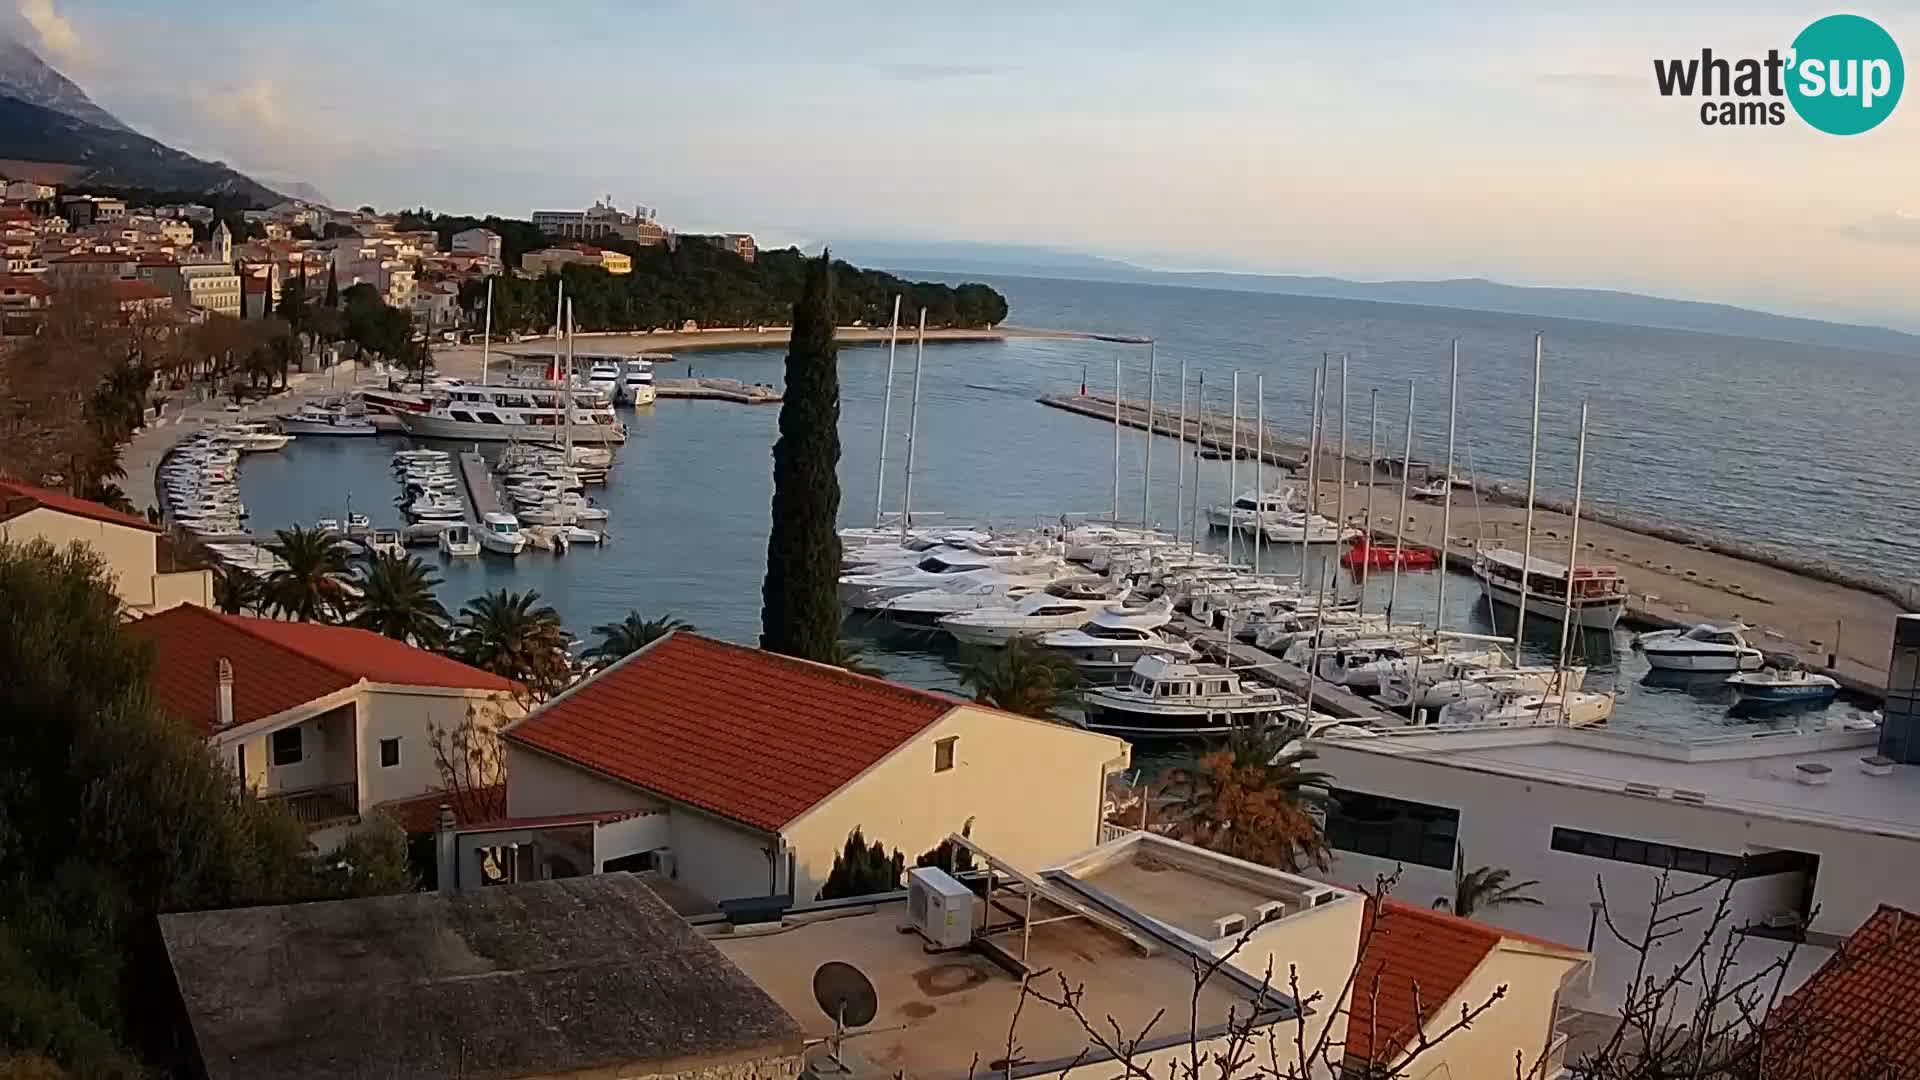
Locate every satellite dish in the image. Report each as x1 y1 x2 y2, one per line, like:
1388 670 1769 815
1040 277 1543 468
813 961 878 1030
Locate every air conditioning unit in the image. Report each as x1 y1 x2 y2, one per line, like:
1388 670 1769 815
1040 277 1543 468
905 866 975 950
1762 911 1803 931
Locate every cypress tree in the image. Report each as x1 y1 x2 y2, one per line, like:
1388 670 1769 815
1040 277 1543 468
760 251 842 662
277 269 307 330
324 262 339 307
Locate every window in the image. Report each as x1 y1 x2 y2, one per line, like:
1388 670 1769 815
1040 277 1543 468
379 738 401 768
270 727 303 767
934 736 957 773
1550 827 1745 879
1324 788 1459 869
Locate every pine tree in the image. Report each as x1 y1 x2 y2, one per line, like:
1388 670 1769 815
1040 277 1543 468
277 269 307 331
324 262 340 307
759 251 843 662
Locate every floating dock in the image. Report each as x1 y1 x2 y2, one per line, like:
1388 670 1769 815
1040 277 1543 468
1039 392 1305 470
655 377 782 404
457 451 502 519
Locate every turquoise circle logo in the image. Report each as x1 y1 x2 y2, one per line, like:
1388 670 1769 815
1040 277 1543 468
1787 14 1903 135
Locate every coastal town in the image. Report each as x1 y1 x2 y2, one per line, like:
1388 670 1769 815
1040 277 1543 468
3 8 1919 1080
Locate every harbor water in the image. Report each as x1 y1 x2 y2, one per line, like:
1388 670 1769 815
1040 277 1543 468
236 276 1893 747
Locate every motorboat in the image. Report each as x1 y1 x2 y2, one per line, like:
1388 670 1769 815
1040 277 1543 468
1080 655 1297 739
1436 686 1614 727
396 382 627 443
1252 608 1388 652
1260 513 1361 545
215 422 292 453
623 356 661 405
364 529 406 559
587 360 621 400
477 512 529 556
1313 635 1442 691
345 512 372 537
1039 604 1195 680
314 517 341 534
1726 669 1840 712
839 552 1069 605
406 495 466 521
1205 489 1300 534
279 401 378 436
1472 546 1628 630
1377 658 1587 711
1411 477 1450 501
438 523 480 558
940 583 1134 647
559 525 605 545
1635 624 1765 673
863 571 1065 625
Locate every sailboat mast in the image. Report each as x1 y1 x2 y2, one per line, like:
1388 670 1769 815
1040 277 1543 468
1387 381 1415 623
552 281 564 382
1228 373 1240 566
1514 334 1544 651
1175 357 1187 543
1254 374 1264 576
1301 366 1322 577
1191 372 1204 552
1336 354 1348 578
481 277 493 386
1112 352 1122 527
1358 389 1377 616
874 294 901 529
1142 342 1155 530
898 307 926 543
1556 401 1590 682
1435 340 1459 635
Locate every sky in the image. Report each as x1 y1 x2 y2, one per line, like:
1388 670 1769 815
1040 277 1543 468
8 0 1920 329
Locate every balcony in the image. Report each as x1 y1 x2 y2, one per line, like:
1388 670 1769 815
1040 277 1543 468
265 783 359 828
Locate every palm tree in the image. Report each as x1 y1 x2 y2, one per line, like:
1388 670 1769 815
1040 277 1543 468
584 611 692 667
264 525 354 622
960 637 1082 720
351 552 449 647
210 565 262 615
1164 722 1332 872
450 589 574 701
1453 850 1543 918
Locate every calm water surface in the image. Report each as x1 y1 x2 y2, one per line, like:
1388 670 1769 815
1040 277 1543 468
237 276 1895 751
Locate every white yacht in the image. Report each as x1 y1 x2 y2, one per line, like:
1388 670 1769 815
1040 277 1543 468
1436 686 1614 728
1039 605 1195 679
477 512 528 556
839 553 1068 605
1081 655 1298 739
586 360 621 400
364 529 406 559
1261 513 1360 545
940 584 1133 647
1376 658 1586 711
279 401 378 436
396 382 627 443
216 422 292 452
1473 546 1628 629
1635 624 1766 672
864 571 1066 625
1313 635 1443 690
438 523 480 558
624 356 661 405
1204 488 1299 534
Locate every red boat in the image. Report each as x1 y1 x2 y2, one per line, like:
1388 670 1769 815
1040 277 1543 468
1340 535 1438 570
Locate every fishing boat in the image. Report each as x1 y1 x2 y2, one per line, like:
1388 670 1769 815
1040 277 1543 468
1726 669 1840 712
1472 546 1628 629
396 382 627 443
1038 605 1195 680
1080 655 1297 739
477 512 529 556
1634 624 1766 672
438 523 480 558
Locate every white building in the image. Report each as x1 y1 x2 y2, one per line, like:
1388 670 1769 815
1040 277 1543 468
496 631 1133 906
128 606 523 850
411 278 461 329
532 198 668 245
1308 709 1920 1015
450 227 501 258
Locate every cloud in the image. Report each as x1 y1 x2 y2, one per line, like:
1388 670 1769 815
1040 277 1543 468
872 62 1013 82
1841 211 1920 247
192 79 284 130
17 0 85 65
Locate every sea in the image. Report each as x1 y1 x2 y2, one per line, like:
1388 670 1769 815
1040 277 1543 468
235 275 1897 758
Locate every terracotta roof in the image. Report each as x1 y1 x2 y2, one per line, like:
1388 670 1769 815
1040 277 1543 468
108 278 170 302
0 475 156 531
128 606 514 735
0 275 52 297
505 632 960 832
53 251 132 263
1343 898 1581 1065
1762 905 1920 1076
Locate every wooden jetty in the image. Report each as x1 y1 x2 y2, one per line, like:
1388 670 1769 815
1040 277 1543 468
654 378 782 404
457 451 502 519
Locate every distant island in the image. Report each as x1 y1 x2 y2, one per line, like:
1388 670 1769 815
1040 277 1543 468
828 241 1920 356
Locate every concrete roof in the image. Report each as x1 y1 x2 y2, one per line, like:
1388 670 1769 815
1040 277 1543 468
159 875 804 1080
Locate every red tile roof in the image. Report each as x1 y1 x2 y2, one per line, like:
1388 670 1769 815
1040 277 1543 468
108 278 170 303
1343 899 1581 1065
128 605 514 735
1762 905 1920 1076
504 633 960 832
0 275 52 298
0 475 156 531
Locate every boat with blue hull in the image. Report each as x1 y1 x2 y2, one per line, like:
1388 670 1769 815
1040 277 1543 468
1725 669 1840 714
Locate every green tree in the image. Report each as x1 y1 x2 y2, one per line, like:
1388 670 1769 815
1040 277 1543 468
350 552 448 647
760 251 843 662
276 268 307 330
449 589 574 702
960 637 1082 720
816 827 905 901
1164 722 1332 873
1453 850 1544 918
584 611 692 668
264 525 354 621
210 564 262 614
0 540 407 1073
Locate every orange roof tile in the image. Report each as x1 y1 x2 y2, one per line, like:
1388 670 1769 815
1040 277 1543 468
504 633 959 832
0 475 156 531
108 278 169 302
1762 905 1920 1076
128 606 514 735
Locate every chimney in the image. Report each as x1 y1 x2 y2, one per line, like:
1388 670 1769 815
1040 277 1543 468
215 658 234 730
435 803 457 896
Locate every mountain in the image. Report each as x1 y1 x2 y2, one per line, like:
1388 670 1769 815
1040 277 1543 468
0 92 281 204
862 245 1920 356
0 38 127 132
